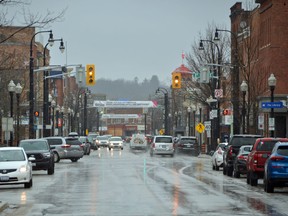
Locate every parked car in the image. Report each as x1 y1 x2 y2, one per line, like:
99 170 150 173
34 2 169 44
43 136 84 163
68 132 79 137
0 147 34 188
108 136 124 150
78 136 91 155
87 133 99 150
150 135 175 157
19 139 55 175
211 142 228 171
223 134 263 176
95 135 109 148
264 142 288 193
246 137 288 186
176 136 199 156
233 145 252 178
129 133 147 151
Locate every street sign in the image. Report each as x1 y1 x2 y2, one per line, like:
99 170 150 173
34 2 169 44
196 123 205 133
214 89 223 98
204 121 211 131
209 109 218 119
261 101 283 108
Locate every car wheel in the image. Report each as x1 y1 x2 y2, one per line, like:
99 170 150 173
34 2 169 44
223 165 227 175
54 153 60 163
227 167 233 177
24 178 33 188
264 177 274 193
234 170 240 178
48 164 55 175
109 148 111 151
215 161 219 171
212 164 215 170
246 172 250 184
71 158 79 162
250 171 258 186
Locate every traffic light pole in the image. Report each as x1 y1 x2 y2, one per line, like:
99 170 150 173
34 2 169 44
83 90 87 136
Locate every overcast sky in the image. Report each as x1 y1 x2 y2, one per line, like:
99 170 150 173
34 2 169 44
23 0 255 84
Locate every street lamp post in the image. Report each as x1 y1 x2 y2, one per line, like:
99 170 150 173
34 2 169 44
187 107 191 136
8 80 16 146
15 83 22 145
29 30 54 139
268 74 276 137
43 38 65 137
51 99 56 136
240 81 248 134
156 87 169 135
199 39 221 143
214 28 240 135
55 105 60 136
143 108 148 135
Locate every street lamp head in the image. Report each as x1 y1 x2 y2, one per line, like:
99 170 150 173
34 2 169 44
48 31 54 46
15 83 23 95
61 106 65 113
199 40 204 50
8 80 16 93
240 80 248 92
268 73 277 87
214 29 220 41
187 107 191 113
59 38 65 53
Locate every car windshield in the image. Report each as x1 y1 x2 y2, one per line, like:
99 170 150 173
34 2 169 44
256 140 278 151
20 141 49 151
110 137 122 141
45 138 63 145
155 137 172 143
65 139 82 145
79 137 86 142
231 137 259 146
277 146 288 156
98 136 108 140
0 150 25 162
180 138 197 144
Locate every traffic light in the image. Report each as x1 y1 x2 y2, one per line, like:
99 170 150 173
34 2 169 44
86 64 95 86
34 111 39 117
222 109 230 115
172 72 182 89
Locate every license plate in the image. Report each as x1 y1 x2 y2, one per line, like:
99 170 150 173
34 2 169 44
0 176 9 182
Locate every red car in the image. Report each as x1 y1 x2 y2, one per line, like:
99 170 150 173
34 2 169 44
246 137 288 186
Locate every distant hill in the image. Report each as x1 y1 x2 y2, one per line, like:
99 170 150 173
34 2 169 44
90 75 167 100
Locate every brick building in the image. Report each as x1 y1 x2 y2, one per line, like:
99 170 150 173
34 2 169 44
230 1 288 137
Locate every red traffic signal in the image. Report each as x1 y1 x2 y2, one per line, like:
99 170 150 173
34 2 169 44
222 109 231 115
34 111 39 117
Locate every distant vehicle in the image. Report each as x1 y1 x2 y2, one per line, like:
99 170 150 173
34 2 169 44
95 136 109 148
19 139 55 175
129 134 147 151
176 136 199 156
108 136 124 150
223 134 263 176
78 136 91 155
264 142 288 193
233 145 252 178
211 142 228 171
68 132 79 137
43 136 84 162
247 137 288 186
0 147 34 188
150 135 175 157
87 133 99 150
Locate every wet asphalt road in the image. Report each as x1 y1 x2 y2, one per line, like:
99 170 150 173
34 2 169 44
1 145 288 216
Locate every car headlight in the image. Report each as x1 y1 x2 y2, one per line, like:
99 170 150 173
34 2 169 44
19 165 29 173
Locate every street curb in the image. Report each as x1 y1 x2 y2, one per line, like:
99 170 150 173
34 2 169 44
0 201 8 212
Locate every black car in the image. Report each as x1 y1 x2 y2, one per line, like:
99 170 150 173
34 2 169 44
223 134 262 177
176 136 199 156
19 139 55 175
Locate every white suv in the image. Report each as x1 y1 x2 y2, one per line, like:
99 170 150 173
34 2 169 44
150 135 175 157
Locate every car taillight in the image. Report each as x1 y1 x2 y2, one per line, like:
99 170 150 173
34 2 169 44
270 156 285 161
80 144 85 148
228 146 233 157
152 143 155 148
62 144 71 148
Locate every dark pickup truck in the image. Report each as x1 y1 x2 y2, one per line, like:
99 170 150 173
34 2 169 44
223 134 263 177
